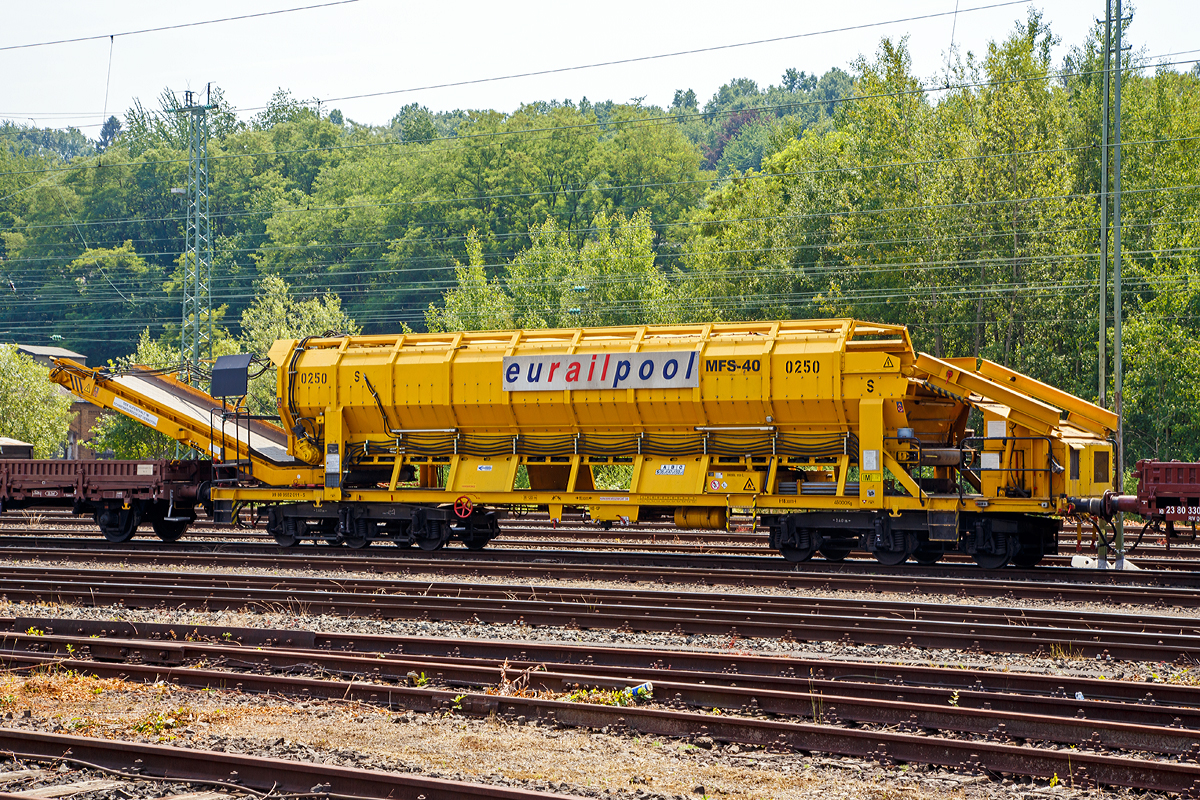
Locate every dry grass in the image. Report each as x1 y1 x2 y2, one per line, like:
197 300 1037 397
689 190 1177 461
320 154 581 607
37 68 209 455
0 668 226 742
6 667 142 702
0 669 979 799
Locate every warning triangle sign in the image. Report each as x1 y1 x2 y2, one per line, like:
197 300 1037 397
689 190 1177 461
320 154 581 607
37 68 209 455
743 477 756 491
883 356 894 368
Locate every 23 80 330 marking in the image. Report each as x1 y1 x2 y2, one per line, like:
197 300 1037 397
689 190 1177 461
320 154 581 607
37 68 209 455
1163 505 1200 518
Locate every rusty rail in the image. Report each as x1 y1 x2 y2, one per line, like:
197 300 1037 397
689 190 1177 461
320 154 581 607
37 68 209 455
1 565 1199 661
3 623 1199 759
4 537 1200 597
0 652 1198 793
0 730 572 799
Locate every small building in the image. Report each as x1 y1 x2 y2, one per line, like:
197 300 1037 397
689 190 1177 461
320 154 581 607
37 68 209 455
0 437 34 459
15 345 102 460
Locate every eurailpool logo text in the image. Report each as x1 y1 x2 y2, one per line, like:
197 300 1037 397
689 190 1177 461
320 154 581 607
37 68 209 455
503 352 699 391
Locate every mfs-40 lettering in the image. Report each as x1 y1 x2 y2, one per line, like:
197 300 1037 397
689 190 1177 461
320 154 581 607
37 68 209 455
705 358 823 374
705 359 761 372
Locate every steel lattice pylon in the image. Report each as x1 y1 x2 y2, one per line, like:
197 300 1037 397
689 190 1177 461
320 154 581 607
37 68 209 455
177 88 216 386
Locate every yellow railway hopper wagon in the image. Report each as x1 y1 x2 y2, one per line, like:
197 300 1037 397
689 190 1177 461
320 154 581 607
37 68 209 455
50 319 1118 567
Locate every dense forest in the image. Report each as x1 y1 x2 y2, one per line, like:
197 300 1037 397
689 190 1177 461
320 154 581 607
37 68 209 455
1 11 1198 465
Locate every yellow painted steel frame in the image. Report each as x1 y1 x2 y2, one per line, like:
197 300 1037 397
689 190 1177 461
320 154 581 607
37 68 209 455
911 354 1116 509
208 450 1047 520
48 318 1117 527
227 320 1113 520
48 359 323 487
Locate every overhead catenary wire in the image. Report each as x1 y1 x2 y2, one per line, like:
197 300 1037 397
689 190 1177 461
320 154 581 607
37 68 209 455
15 43 1195 134
7 207 1199 303
5 131 1199 241
1 23 1196 354
7 165 1190 299
0 1 360 52
256 0 1034 111
5 186 1197 269
3 244 1196 335
2 47 1198 181
23 257 1200 313
100 36 114 127
5 173 1197 289
2 181 1196 308
1 0 1030 124
12 308 1200 350
4 188 1198 316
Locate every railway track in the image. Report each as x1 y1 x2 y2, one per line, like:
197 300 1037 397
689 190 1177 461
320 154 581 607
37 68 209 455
2 519 1198 792
2 538 1200 603
4 516 1200 563
0 756 249 800
1 564 1198 661
3 616 1200 793
0 732 567 799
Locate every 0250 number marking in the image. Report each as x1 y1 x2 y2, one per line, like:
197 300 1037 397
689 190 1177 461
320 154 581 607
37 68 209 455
784 359 821 375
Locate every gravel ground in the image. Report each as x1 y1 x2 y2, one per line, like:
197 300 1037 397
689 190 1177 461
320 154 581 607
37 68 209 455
0 553 1195 799
2 551 1198 621
0 552 1195 682
0 756 234 799
0 593 1188 684
0 671 1170 800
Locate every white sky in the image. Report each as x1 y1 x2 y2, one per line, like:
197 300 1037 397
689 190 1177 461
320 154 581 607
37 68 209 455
1 0 1196 134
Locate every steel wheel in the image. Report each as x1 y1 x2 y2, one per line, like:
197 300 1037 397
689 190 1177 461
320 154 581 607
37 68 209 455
819 543 853 562
343 532 371 549
913 545 944 565
971 534 1016 569
151 519 189 543
780 542 818 562
872 547 910 566
1011 542 1043 568
272 529 299 547
96 506 137 544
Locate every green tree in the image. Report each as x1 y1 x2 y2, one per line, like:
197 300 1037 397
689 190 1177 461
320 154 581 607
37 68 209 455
1122 312 1200 461
390 103 438 143
507 210 674 327
238 274 361 413
425 230 514 332
252 88 315 130
56 242 167 355
97 116 122 151
677 158 811 322
0 345 74 457
0 122 93 160
716 116 775 175
431 211 677 331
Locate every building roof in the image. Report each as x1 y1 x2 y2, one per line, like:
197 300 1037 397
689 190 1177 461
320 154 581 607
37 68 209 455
16 345 86 364
0 437 35 458
7 344 91 402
